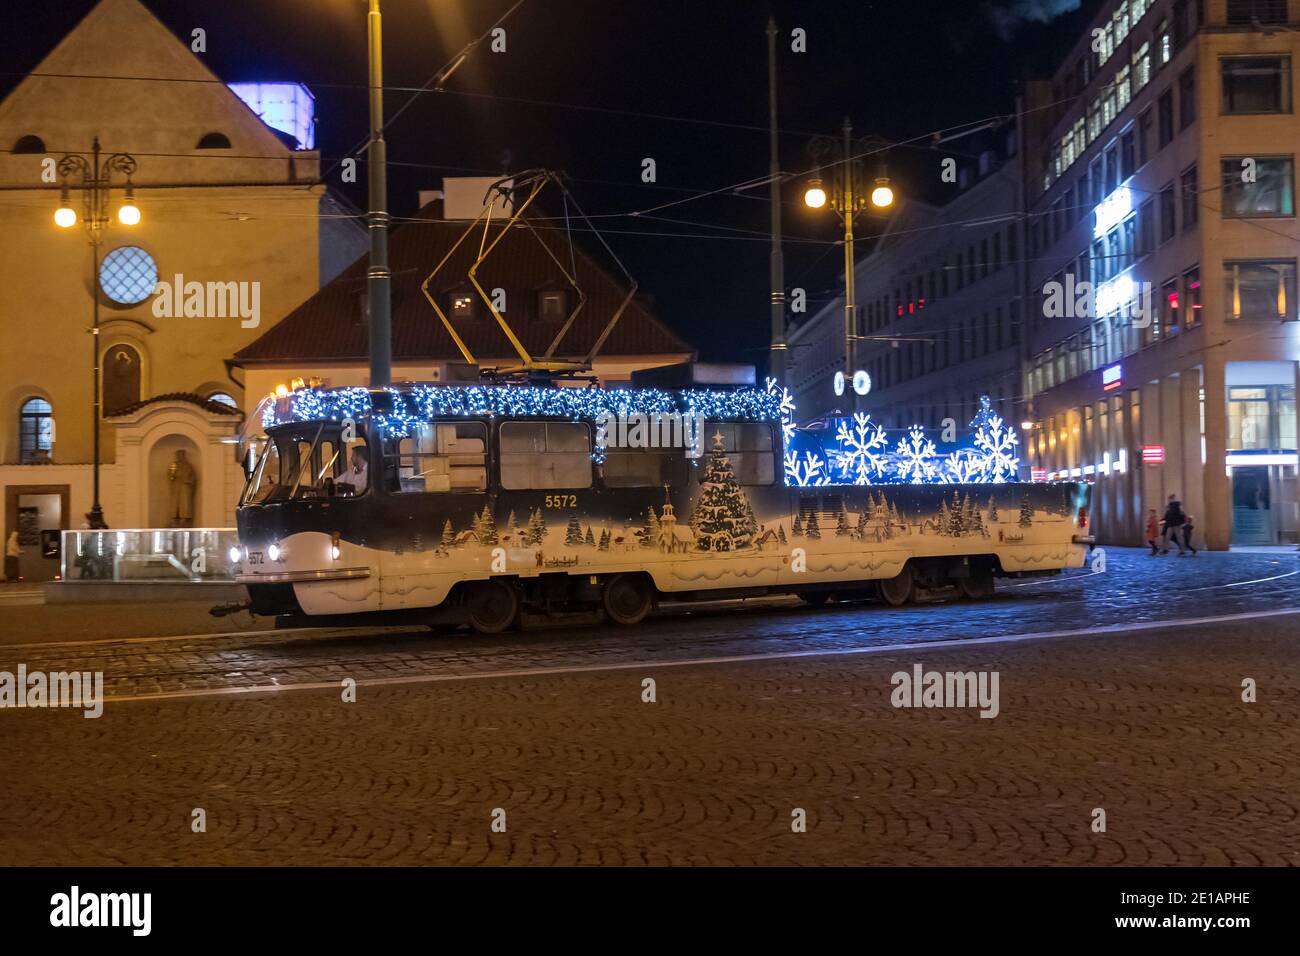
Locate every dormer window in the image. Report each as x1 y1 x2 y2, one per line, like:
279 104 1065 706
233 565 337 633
539 289 567 321
197 132 232 149
450 292 475 319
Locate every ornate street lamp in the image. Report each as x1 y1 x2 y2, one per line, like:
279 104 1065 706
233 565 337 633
804 119 895 405
54 136 140 530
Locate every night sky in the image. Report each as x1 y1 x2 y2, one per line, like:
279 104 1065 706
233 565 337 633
2 0 1101 367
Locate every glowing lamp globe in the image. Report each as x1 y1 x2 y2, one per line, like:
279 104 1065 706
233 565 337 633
804 183 828 209
870 180 895 208
54 206 78 228
117 200 141 226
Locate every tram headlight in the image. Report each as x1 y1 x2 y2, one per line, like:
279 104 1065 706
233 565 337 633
228 545 242 564
268 543 281 562
330 532 341 561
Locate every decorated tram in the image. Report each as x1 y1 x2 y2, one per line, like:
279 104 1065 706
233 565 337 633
232 369 1093 633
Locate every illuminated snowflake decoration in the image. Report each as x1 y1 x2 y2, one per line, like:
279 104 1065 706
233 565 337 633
942 449 988 484
765 376 797 445
895 427 938 484
831 412 889 484
972 414 1021 482
784 450 831 487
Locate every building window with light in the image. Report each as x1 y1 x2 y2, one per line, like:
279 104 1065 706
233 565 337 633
449 292 475 319
1221 156 1295 218
19 398 54 464
1224 260 1297 321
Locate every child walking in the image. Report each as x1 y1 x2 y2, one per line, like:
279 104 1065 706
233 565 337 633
1144 509 1160 555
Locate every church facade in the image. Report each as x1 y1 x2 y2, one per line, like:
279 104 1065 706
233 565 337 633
0 0 365 579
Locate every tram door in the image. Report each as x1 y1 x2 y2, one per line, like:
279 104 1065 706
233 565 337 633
1231 466 1273 545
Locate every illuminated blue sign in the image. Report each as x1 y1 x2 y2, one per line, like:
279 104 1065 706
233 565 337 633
1102 363 1123 391
228 82 315 150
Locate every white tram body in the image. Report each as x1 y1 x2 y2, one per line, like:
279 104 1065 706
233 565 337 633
233 380 1092 631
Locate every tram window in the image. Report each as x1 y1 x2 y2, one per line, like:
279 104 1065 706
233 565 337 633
703 422 775 485
242 440 283 505
499 422 592 489
389 421 487 493
602 447 687 487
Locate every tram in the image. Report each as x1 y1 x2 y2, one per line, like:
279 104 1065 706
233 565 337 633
232 372 1092 633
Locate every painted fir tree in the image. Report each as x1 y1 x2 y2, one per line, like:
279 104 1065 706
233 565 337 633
971 504 986 537
441 519 454 548
805 509 822 540
777 525 788 545
937 498 951 536
691 433 755 551
477 505 498 545
565 515 583 546
836 510 851 537
526 508 549 545
504 510 518 541
791 513 804 537
948 491 966 536
598 527 611 551
584 526 595 547
855 510 868 538
1018 492 1034 528
986 497 999 524
642 507 661 548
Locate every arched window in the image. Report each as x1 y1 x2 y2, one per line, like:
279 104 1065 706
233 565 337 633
19 398 54 464
206 392 237 409
12 134 45 154
103 345 142 414
196 132 232 149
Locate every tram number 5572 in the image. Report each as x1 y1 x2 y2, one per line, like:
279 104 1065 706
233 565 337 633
544 495 577 509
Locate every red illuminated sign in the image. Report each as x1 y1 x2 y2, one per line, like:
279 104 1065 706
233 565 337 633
1142 445 1165 465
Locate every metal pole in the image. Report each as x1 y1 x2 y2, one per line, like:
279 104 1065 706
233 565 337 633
367 0 392 387
766 17 786 384
841 117 856 392
89 136 105 529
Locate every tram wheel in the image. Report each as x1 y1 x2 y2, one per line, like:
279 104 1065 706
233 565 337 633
603 574 655 626
957 572 995 601
879 566 915 607
799 591 832 607
465 579 520 634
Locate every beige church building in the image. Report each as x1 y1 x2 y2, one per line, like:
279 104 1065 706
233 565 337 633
0 0 364 579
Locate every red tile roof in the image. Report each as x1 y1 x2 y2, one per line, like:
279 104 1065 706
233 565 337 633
235 201 694 365
105 392 243 417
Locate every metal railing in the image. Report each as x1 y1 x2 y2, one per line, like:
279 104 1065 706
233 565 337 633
59 528 239 583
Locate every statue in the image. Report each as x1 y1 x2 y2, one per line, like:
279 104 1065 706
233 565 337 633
167 449 197 527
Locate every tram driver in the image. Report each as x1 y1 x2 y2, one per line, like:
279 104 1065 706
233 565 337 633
342 444 369 496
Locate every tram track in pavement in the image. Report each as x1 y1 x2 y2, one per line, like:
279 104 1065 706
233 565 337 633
0 549 1297 704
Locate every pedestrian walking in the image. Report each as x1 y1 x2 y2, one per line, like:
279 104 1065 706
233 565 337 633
4 530 22 583
1161 493 1186 555
1182 513 1198 555
1144 509 1160 555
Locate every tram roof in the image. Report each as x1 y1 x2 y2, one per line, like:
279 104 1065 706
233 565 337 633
262 383 784 433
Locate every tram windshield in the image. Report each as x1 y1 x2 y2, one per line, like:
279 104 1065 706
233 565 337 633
240 423 369 505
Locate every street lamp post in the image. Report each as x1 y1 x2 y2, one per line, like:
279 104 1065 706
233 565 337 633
55 136 140 530
804 119 894 406
366 0 392 388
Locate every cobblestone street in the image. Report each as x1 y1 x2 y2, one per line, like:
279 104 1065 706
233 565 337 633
1 550 1298 865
